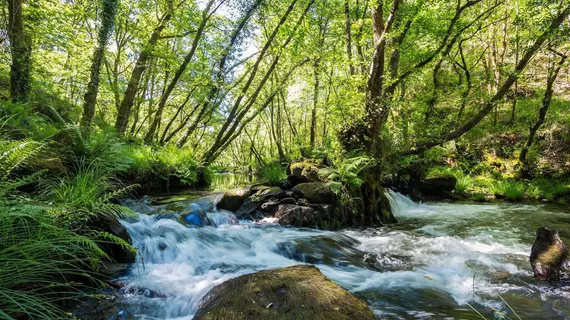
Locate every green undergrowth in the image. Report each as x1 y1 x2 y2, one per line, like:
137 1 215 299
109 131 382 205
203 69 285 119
0 137 134 319
427 166 570 203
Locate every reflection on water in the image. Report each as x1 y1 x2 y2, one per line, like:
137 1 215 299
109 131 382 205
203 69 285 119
116 191 570 319
208 173 257 192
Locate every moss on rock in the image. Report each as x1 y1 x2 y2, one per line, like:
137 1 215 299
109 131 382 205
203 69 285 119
194 265 375 320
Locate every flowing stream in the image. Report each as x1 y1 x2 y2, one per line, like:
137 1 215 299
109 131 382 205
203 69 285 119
116 191 570 319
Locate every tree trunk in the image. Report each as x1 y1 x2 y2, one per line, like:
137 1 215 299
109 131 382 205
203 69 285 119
309 60 319 147
81 0 119 128
406 5 570 155
519 53 566 168
144 0 216 143
7 0 32 103
344 0 354 75
115 1 174 134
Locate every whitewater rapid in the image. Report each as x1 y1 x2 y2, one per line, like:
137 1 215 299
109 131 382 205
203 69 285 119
115 191 570 319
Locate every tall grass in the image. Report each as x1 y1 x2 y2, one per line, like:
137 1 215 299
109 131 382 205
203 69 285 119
0 139 109 319
492 180 527 201
0 205 106 319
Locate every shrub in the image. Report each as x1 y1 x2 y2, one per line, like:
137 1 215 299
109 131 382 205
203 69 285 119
455 175 473 194
259 161 286 186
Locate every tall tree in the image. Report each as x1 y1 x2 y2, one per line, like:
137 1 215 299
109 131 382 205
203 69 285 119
7 0 32 103
81 0 119 128
408 5 570 155
115 0 175 134
143 0 219 143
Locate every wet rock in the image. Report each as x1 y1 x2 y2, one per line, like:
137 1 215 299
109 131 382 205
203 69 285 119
194 265 374 320
72 295 135 320
274 204 318 227
260 200 280 215
217 187 252 212
530 227 569 281
292 182 336 204
255 186 284 200
280 197 297 205
235 197 262 219
157 202 209 227
236 187 284 218
289 161 323 183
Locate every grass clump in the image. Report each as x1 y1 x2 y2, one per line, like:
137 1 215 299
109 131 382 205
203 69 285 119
492 180 527 201
259 161 286 186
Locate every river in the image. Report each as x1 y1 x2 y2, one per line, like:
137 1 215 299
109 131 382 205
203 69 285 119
116 191 570 319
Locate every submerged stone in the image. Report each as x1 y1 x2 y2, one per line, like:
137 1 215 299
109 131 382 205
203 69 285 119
194 265 375 320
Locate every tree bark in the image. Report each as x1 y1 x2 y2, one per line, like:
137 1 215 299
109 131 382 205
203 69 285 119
309 60 320 147
344 0 354 75
7 0 32 103
115 0 174 134
81 0 119 128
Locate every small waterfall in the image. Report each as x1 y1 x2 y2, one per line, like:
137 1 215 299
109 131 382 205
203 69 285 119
385 189 420 215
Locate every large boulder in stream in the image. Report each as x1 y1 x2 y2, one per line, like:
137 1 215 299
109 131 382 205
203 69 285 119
292 182 336 204
194 265 375 320
217 187 252 212
530 227 569 281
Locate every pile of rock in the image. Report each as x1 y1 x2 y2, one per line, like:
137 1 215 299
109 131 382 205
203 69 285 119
217 161 348 230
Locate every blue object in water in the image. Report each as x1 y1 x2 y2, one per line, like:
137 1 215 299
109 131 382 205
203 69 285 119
182 212 204 227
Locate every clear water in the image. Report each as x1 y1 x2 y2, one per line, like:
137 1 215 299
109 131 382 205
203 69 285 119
116 191 570 319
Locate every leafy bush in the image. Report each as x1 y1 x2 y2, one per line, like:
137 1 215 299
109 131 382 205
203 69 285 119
259 162 286 186
323 156 376 189
123 144 199 186
45 164 137 232
455 175 473 194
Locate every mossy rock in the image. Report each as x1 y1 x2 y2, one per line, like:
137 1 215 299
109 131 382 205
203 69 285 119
289 161 323 183
530 227 569 281
292 182 336 204
194 265 375 320
217 187 252 212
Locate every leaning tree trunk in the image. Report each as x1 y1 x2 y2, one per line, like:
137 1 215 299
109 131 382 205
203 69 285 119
7 0 32 103
115 0 173 134
81 0 118 128
519 52 567 173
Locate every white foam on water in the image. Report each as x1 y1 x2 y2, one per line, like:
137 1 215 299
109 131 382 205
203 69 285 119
116 192 570 319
